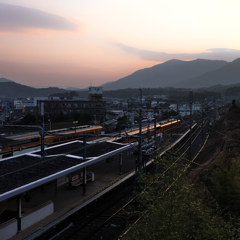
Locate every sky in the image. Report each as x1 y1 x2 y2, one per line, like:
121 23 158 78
0 0 240 88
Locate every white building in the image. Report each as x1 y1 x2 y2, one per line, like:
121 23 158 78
106 110 124 120
169 103 201 116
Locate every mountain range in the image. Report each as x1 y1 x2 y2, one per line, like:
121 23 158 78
175 58 240 88
101 59 229 90
1 57 240 97
0 78 14 83
0 79 67 98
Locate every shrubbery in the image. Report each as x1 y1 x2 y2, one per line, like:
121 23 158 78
125 154 240 239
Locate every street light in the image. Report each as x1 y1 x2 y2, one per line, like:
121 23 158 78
48 119 51 131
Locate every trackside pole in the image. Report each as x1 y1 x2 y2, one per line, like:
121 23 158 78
17 195 21 232
119 152 122 174
83 133 86 194
189 91 193 161
202 100 204 142
139 88 143 171
41 101 45 157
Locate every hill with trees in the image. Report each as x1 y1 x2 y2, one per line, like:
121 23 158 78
125 104 240 239
176 58 240 88
101 59 227 90
0 81 67 98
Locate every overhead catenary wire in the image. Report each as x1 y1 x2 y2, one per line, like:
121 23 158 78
0 121 166 178
119 121 210 239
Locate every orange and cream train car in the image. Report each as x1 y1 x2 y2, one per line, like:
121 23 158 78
0 125 103 157
114 119 180 144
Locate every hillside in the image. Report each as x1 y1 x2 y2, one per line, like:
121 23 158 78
126 104 240 239
0 77 14 83
0 81 67 98
176 58 240 88
102 59 228 90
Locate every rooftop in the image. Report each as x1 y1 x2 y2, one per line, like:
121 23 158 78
0 140 131 201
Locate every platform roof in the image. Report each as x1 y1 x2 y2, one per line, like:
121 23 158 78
34 141 122 157
0 140 133 202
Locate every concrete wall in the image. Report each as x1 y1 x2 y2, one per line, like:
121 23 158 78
22 201 54 230
0 201 53 240
0 218 18 240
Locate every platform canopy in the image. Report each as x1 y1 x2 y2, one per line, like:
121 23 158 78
0 140 133 202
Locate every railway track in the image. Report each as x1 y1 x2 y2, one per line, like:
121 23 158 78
40 180 135 240
118 120 211 239
32 117 209 240
93 122 210 240
59 121 209 240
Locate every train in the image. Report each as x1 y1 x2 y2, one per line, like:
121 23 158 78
0 125 103 158
107 119 180 144
0 120 181 158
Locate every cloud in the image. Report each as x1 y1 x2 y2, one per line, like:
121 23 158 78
115 43 240 62
0 3 78 32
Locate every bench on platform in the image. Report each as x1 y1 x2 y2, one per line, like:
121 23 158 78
66 172 94 189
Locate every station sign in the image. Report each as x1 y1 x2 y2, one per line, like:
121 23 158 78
72 175 79 181
89 87 103 94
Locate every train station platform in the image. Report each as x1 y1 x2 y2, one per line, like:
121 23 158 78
0 129 187 240
9 151 136 240
12 133 185 240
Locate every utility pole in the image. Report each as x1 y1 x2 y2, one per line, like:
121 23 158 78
213 95 216 121
83 132 86 195
189 91 193 161
216 97 219 119
40 102 45 157
202 100 204 142
147 119 149 143
48 118 51 131
177 103 179 134
154 113 157 142
139 88 142 171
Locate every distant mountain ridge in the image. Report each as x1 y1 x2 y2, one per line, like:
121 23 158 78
0 77 14 83
0 81 67 98
2 57 240 96
175 58 240 88
101 59 228 90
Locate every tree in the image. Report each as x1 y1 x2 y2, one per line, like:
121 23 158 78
213 158 240 214
116 115 128 131
161 109 177 120
126 155 240 240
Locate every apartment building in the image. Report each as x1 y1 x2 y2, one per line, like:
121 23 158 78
39 100 106 117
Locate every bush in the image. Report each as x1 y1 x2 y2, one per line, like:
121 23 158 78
213 158 240 214
126 156 240 239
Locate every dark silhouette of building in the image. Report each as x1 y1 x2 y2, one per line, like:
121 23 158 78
38 100 106 117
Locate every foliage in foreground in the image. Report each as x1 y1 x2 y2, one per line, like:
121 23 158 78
213 157 240 214
125 156 240 240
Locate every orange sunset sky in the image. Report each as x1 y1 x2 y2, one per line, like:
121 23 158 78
0 0 240 88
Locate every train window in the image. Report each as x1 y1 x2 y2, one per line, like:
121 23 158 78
60 137 65 141
31 137 40 142
53 138 59 143
67 136 72 140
